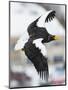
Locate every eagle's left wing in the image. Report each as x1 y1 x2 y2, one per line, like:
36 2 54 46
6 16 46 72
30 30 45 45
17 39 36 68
24 38 49 80
33 38 49 80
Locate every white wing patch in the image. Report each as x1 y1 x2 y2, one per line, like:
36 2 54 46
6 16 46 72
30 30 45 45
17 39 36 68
14 32 29 51
33 38 47 57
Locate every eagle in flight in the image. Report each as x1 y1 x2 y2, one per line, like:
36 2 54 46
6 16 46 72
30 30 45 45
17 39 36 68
14 10 60 81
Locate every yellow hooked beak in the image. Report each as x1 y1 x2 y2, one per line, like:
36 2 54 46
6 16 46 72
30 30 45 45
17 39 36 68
53 35 61 40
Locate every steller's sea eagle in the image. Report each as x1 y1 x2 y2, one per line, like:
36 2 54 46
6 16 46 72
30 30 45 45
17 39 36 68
14 10 60 81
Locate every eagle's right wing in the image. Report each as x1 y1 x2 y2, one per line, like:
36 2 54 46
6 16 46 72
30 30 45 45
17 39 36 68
27 10 56 35
45 10 56 22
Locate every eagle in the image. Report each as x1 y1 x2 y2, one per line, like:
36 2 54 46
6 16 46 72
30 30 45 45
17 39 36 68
14 10 60 82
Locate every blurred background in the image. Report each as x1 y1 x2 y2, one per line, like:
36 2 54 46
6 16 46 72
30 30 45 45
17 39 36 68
10 2 66 88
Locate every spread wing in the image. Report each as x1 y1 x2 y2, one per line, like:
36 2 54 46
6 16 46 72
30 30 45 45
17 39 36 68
27 10 56 36
24 38 49 80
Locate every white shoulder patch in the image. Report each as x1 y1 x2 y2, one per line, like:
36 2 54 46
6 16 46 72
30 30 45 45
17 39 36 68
14 32 29 51
33 38 47 57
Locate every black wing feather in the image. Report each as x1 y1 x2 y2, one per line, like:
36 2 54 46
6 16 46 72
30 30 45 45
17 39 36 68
45 10 56 22
24 40 49 80
27 16 41 36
